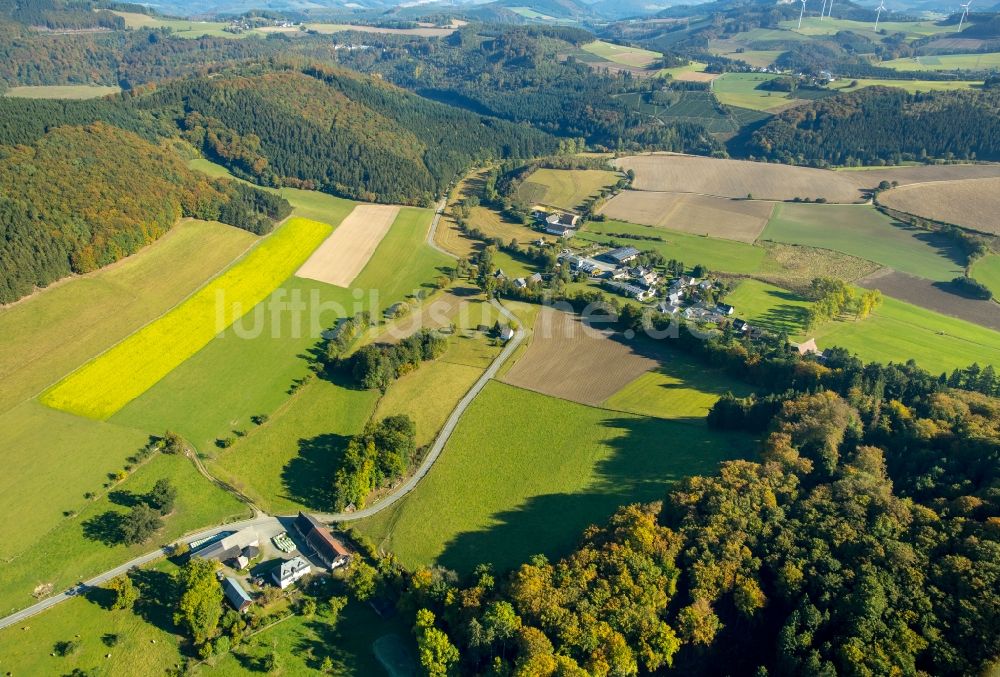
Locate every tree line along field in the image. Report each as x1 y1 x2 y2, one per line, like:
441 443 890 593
40 217 333 420
761 203 966 281
727 278 1000 372
879 177 1000 235
110 207 450 454
615 153 1000 202
355 381 757 574
514 167 620 211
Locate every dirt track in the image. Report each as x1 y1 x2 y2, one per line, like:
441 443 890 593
295 205 399 287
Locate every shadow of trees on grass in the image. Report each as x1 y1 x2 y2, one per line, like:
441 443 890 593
281 433 351 512
435 414 757 574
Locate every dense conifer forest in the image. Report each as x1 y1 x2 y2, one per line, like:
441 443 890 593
750 87 1000 165
146 66 558 203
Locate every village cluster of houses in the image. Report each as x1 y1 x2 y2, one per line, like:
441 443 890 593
551 244 758 333
658 275 739 328
189 512 353 613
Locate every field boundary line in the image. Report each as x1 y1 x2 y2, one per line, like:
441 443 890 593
23 222 271 406
315 299 524 523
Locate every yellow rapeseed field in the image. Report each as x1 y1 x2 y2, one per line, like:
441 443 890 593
40 217 332 419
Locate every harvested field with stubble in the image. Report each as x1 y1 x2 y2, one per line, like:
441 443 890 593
879 177 1000 235
616 154 1000 204
296 204 399 286
598 190 774 242
617 154 868 201
858 269 1000 331
502 307 662 405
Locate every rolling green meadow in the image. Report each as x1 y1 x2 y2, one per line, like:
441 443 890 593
41 217 332 420
762 203 965 281
712 72 809 111
830 78 984 93
579 219 768 274
355 382 756 574
603 354 754 419
111 208 449 453
515 167 620 210
972 255 1000 298
581 40 661 67
0 453 247 614
812 294 1000 372
210 290 502 515
727 279 1000 372
780 17 958 39
881 53 1000 71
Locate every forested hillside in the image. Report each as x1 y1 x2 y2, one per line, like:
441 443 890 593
385 351 1000 675
143 66 557 203
0 122 289 304
332 25 722 152
749 87 1000 165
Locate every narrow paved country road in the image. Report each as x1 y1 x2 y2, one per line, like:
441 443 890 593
319 299 523 522
0 203 518 631
0 516 279 631
0 299 523 629
426 197 456 258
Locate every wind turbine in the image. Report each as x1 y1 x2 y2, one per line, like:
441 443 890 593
958 0 972 31
874 0 886 31
798 0 808 29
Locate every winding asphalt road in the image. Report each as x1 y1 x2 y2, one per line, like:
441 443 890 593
0 199 522 630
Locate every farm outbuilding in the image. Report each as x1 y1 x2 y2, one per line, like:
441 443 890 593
293 512 353 569
222 576 253 613
603 246 640 265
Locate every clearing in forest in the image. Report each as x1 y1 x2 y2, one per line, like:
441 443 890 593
879 177 1000 236
296 205 399 287
41 217 331 419
581 40 662 68
599 190 774 243
3 85 120 99
502 307 662 405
